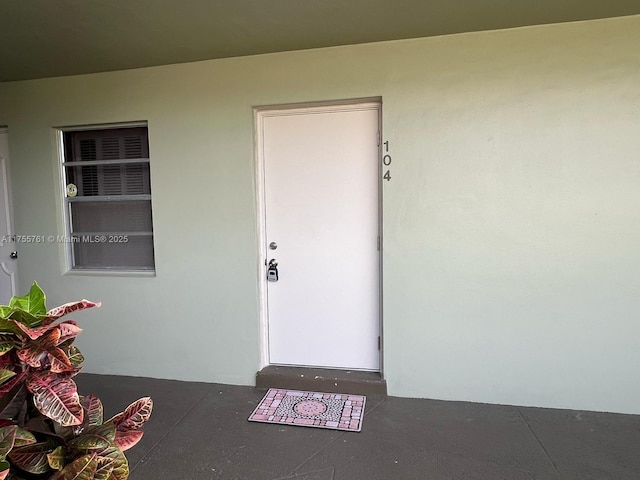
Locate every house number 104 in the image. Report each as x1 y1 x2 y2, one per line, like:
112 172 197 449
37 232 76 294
383 141 391 181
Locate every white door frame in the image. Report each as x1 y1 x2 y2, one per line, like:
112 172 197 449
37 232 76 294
0 127 18 302
254 98 383 372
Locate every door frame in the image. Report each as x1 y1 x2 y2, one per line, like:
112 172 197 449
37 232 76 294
253 98 384 373
0 127 19 302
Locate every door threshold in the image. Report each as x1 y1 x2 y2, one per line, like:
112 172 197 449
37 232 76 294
256 365 387 395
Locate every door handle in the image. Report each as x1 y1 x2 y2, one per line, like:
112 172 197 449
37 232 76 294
9 251 17 259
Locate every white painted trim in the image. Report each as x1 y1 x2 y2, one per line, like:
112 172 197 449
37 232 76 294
376 104 385 378
254 97 382 115
55 120 148 132
257 101 383 120
0 134 18 299
63 269 156 278
254 108 270 369
254 99 384 373
0 157 14 239
51 129 74 274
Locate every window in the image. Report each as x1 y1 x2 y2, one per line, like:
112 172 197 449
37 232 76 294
61 125 155 271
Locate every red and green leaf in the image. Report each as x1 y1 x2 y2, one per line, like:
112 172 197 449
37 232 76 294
0 318 22 336
11 318 80 344
17 328 74 373
50 454 98 480
17 328 61 367
0 425 17 459
11 322 52 341
0 371 25 397
16 350 45 368
47 446 66 470
0 379 27 421
106 397 153 431
0 459 9 480
93 461 114 480
0 370 15 387
68 424 115 451
0 335 16 356
58 322 83 344
13 428 36 448
65 346 85 369
25 372 83 426
113 430 143 452
95 447 128 480
49 348 74 374
0 371 27 396
81 395 103 427
0 354 11 369
7 440 55 475
44 300 101 326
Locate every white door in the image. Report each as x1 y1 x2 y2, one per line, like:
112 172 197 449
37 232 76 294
0 129 18 305
260 103 380 371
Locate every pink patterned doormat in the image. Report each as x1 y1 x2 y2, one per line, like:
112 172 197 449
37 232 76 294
248 388 366 432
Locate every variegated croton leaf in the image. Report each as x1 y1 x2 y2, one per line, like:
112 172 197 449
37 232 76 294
43 301 102 327
112 430 144 453
0 425 18 459
94 446 128 480
80 395 104 428
16 328 73 373
106 397 153 432
0 460 9 480
25 372 83 426
10 322 52 342
0 374 27 421
0 370 15 387
57 322 83 344
0 335 17 357
106 397 153 453
12 428 36 449
7 439 56 475
46 446 66 471
68 424 116 452
50 453 98 480
10 320 81 374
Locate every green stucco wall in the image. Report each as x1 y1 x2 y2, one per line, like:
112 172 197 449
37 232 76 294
1 16 639 413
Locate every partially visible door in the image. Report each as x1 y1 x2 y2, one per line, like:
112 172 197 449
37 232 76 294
0 129 18 304
260 103 381 371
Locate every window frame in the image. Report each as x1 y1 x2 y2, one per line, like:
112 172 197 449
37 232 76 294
56 121 156 276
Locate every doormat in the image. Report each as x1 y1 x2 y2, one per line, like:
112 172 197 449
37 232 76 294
248 388 366 432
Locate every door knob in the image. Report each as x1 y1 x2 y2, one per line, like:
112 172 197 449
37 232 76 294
9 251 17 259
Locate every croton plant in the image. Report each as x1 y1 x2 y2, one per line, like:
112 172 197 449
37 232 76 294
0 283 152 480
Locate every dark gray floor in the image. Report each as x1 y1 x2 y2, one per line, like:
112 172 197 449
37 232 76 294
75 374 640 480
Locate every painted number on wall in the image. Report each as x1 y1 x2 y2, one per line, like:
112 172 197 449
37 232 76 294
383 141 391 181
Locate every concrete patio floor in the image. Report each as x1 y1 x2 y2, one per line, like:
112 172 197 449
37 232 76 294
76 373 640 480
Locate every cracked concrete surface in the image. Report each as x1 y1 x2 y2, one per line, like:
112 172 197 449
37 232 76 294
76 374 640 480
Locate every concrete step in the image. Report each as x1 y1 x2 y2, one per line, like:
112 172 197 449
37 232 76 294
256 365 387 395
